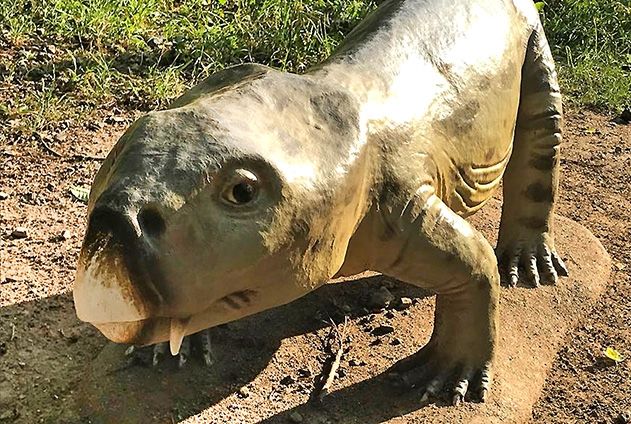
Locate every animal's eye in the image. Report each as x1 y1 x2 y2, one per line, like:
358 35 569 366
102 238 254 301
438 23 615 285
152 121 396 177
222 169 259 206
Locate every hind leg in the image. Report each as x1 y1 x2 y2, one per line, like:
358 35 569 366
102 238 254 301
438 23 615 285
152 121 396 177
497 25 569 288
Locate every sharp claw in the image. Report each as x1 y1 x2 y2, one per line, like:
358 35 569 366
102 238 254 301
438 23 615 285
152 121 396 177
420 391 431 405
552 252 569 277
540 246 558 284
200 330 214 367
177 336 191 369
125 346 136 356
452 393 463 406
478 363 492 402
152 342 167 367
508 249 521 287
509 273 518 287
527 255 540 287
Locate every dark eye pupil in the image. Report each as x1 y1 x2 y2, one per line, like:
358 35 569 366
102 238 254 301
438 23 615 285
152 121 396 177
232 182 256 203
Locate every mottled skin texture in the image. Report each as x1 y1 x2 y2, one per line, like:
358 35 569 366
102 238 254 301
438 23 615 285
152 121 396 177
74 0 568 404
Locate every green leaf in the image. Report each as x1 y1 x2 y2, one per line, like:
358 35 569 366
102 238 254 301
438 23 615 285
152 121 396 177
534 2 545 12
70 186 90 203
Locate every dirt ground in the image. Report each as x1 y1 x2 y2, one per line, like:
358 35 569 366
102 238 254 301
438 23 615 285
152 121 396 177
0 109 629 423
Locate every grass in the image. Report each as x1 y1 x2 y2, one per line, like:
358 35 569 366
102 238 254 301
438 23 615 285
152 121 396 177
540 0 630 111
0 0 628 137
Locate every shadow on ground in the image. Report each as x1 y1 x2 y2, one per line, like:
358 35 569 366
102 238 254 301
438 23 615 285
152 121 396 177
63 274 431 423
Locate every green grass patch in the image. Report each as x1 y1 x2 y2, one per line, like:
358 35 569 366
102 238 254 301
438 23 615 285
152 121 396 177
540 0 630 111
0 0 628 136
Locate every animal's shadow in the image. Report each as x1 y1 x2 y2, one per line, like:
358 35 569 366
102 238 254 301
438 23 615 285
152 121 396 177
73 274 437 423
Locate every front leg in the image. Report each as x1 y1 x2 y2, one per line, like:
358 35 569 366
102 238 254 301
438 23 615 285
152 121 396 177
378 189 499 405
497 26 568 287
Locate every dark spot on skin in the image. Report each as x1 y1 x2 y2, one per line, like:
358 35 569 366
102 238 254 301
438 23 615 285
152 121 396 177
221 296 241 310
435 99 480 135
524 182 554 203
292 219 311 238
310 91 359 137
484 148 497 162
478 75 491 91
233 290 254 304
529 153 557 171
499 60 518 88
519 216 549 231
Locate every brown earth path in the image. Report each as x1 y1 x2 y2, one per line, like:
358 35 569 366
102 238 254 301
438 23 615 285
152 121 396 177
0 109 629 423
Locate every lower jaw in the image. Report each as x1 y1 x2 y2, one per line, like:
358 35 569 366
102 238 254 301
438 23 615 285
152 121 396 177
94 318 170 345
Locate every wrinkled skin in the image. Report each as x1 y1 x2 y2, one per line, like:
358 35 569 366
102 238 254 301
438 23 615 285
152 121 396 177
74 0 567 405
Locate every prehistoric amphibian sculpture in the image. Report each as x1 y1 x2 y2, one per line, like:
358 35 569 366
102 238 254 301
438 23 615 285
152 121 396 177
74 0 568 404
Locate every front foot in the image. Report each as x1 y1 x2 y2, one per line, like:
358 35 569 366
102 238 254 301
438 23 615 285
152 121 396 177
388 343 492 406
496 231 568 288
125 329 213 368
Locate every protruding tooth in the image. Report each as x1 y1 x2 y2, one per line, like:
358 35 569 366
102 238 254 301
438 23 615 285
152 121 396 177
169 317 190 356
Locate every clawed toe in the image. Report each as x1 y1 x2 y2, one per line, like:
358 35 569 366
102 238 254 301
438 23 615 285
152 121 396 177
388 360 492 405
497 243 568 288
124 329 214 368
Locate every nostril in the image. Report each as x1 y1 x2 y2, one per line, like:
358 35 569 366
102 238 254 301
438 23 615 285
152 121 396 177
138 207 166 238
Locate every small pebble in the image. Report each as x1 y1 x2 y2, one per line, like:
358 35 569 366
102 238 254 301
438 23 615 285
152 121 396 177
289 412 303 423
237 386 250 398
394 297 413 310
11 227 28 239
0 192 8 200
60 230 71 240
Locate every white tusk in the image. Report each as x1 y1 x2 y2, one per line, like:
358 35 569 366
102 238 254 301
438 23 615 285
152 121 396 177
169 317 191 356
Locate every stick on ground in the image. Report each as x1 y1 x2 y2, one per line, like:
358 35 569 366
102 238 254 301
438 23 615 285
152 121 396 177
316 316 348 401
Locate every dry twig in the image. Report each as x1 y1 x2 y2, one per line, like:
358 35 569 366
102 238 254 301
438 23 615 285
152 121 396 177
316 316 349 401
38 137 62 157
71 152 105 161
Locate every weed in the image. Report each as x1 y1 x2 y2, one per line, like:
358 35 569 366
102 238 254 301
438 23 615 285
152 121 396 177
0 0 628 136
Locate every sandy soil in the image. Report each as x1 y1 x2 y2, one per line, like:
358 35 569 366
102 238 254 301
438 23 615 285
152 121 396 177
0 109 629 423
